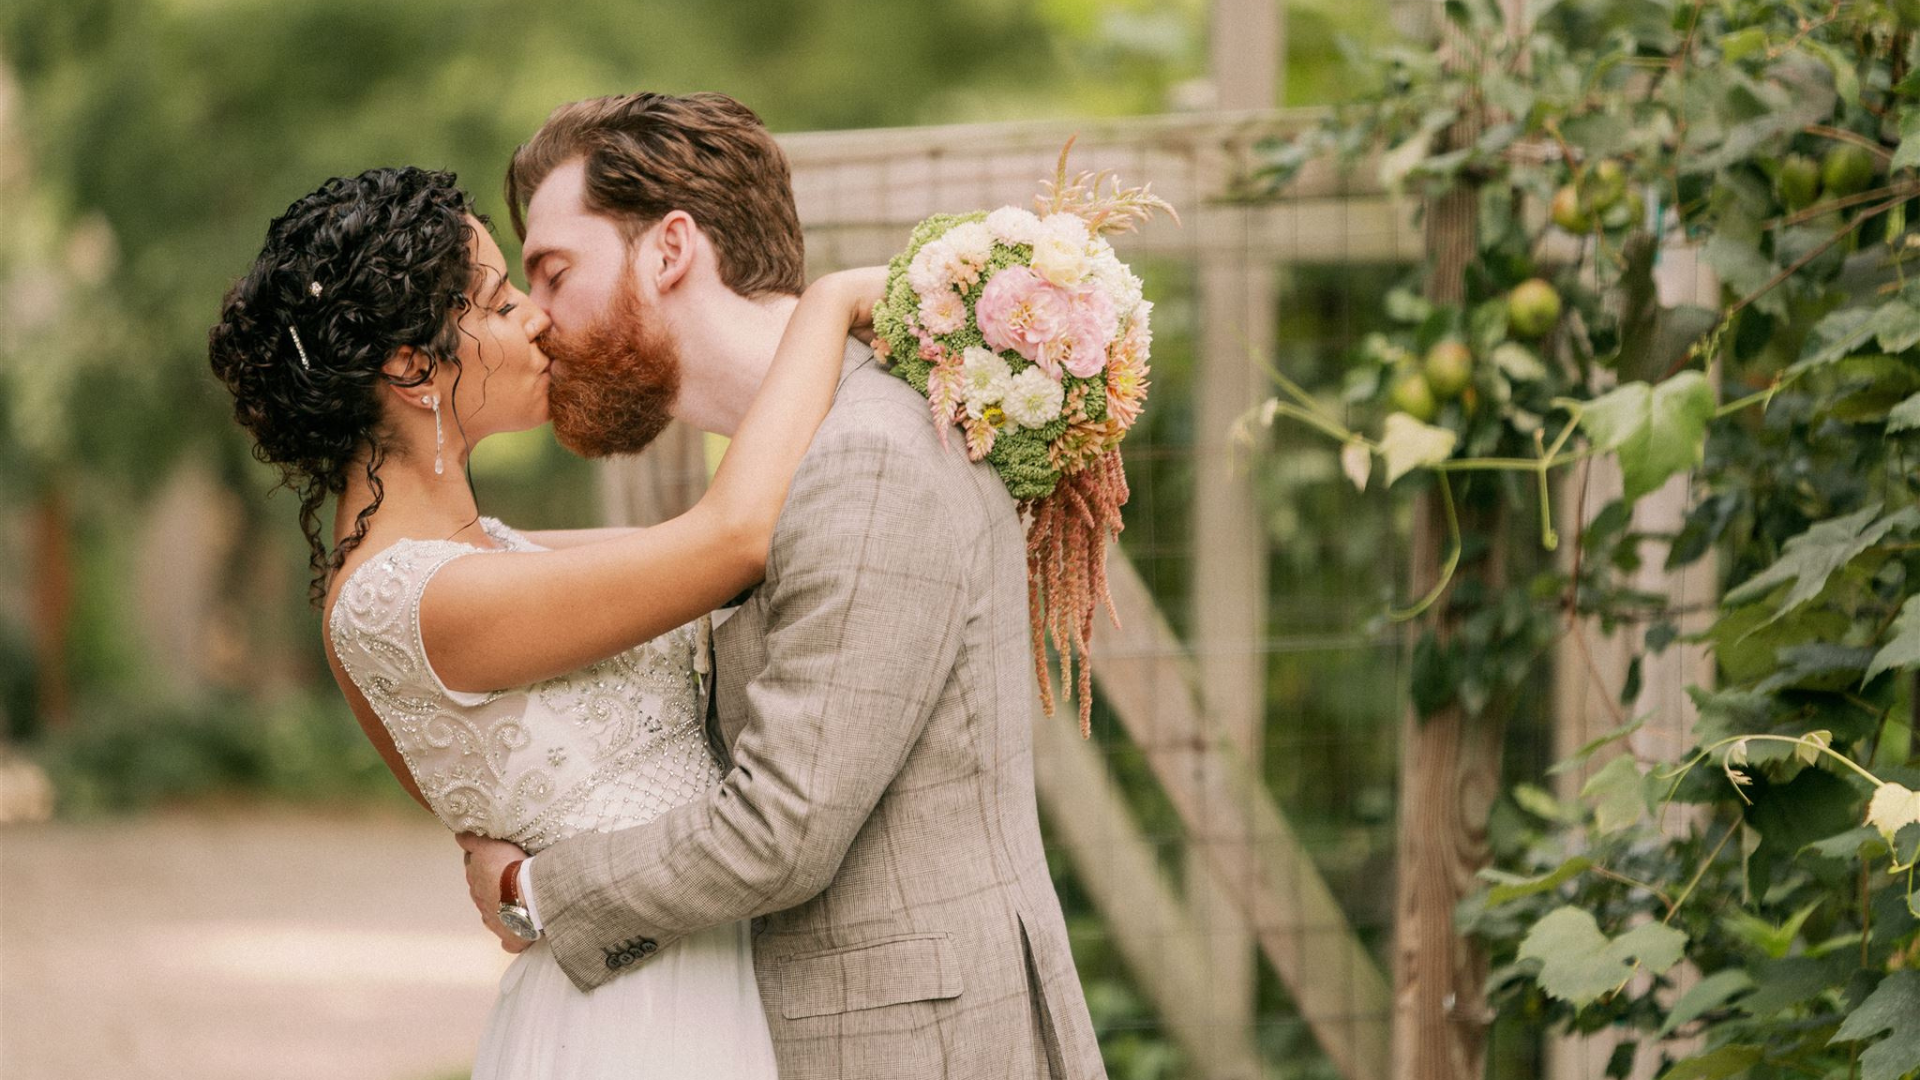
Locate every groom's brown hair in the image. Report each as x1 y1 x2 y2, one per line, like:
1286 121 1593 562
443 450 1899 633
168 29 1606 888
506 92 806 298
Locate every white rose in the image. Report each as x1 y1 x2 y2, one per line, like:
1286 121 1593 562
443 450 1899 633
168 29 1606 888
1031 214 1094 287
1002 366 1066 429
985 206 1042 247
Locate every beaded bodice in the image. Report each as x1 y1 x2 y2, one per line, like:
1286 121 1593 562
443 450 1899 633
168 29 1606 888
327 518 721 854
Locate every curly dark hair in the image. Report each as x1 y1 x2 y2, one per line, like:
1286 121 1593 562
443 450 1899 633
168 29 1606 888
208 167 482 607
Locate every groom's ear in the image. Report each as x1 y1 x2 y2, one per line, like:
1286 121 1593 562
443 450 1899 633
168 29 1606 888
647 210 698 296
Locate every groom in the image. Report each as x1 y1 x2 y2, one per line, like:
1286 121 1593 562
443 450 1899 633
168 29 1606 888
456 92 1106 1079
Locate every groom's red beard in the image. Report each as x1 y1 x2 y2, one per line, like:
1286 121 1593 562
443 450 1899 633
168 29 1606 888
542 285 683 458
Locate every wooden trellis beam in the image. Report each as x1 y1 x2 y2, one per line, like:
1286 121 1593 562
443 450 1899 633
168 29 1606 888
1093 549 1393 1080
1030 696 1266 1080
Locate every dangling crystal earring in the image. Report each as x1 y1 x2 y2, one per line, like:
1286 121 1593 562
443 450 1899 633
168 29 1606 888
430 395 445 476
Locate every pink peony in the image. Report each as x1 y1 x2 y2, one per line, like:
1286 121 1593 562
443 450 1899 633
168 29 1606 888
1055 286 1118 378
976 266 1074 372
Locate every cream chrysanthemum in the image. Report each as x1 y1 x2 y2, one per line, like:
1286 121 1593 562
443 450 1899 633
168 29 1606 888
985 206 1042 247
906 239 954 298
960 346 1013 411
944 221 994 271
1003 367 1066 429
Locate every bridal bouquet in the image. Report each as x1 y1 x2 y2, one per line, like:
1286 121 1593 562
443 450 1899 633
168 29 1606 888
871 142 1173 735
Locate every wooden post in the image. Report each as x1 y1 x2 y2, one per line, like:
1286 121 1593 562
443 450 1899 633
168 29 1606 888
132 462 243 699
1550 460 1632 799
28 486 71 728
1193 0 1281 1039
1389 2 1531 1072
1190 245 1273 1038
1391 496 1507 1080
1212 0 1283 109
1390 174 1506 1078
1547 244 1720 1080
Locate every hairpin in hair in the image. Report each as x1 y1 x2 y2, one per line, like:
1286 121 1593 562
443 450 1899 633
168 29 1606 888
287 326 312 370
309 281 323 298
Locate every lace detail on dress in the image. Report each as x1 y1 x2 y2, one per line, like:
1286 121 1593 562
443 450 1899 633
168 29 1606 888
328 518 721 853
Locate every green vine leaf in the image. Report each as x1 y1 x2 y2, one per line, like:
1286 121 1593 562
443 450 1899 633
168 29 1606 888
1581 754 1650 835
1379 412 1458 486
1866 783 1920 871
1721 503 1920 624
1718 27 1768 63
1888 391 1920 434
1831 970 1920 1080
1740 954 1855 1016
1656 1045 1764 1080
1480 855 1593 906
1892 108 1920 173
1870 297 1920 354
1517 906 1687 1007
1704 233 1787 318
1800 825 1884 862
1657 969 1755 1037
1866 595 1920 683
1798 38 1859 110
1791 307 1879 374
1576 372 1716 500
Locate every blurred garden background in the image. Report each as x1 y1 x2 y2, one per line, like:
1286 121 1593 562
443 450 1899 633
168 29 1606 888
3 3 1423 1077
8 1 1920 1079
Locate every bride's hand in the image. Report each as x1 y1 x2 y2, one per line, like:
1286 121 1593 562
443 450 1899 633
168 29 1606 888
809 266 889 343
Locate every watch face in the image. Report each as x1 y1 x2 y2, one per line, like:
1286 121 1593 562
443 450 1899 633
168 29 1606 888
498 904 539 942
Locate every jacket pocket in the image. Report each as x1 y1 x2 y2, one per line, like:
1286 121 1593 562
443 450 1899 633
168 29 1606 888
774 932 963 1020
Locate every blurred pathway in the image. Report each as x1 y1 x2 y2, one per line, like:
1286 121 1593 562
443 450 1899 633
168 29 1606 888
3 809 510 1080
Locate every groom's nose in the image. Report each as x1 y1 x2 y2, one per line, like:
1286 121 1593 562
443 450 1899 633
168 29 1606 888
523 303 552 341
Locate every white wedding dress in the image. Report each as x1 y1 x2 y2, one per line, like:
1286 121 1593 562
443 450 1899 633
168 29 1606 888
328 517 777 1080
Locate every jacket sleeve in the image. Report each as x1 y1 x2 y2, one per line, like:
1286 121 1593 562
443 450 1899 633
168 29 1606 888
530 416 972 991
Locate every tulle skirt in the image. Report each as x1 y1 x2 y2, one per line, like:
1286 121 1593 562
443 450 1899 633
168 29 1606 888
471 920 778 1080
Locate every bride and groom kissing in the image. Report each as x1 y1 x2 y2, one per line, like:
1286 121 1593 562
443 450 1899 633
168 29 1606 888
208 92 1107 1078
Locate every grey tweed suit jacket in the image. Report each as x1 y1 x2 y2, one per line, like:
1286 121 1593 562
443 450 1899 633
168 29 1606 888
531 340 1107 1080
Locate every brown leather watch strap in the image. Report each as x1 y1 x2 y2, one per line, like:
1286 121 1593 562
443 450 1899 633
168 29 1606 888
500 858 525 907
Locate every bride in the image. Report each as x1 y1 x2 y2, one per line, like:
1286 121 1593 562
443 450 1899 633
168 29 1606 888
208 165 881 1079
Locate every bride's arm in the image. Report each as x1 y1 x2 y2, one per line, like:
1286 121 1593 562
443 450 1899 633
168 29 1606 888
420 267 886 693
517 526 643 549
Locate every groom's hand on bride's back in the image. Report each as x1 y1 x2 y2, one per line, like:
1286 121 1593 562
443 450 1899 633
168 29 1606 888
456 832 534 953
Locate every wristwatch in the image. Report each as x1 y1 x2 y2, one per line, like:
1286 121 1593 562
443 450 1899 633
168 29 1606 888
498 858 540 942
